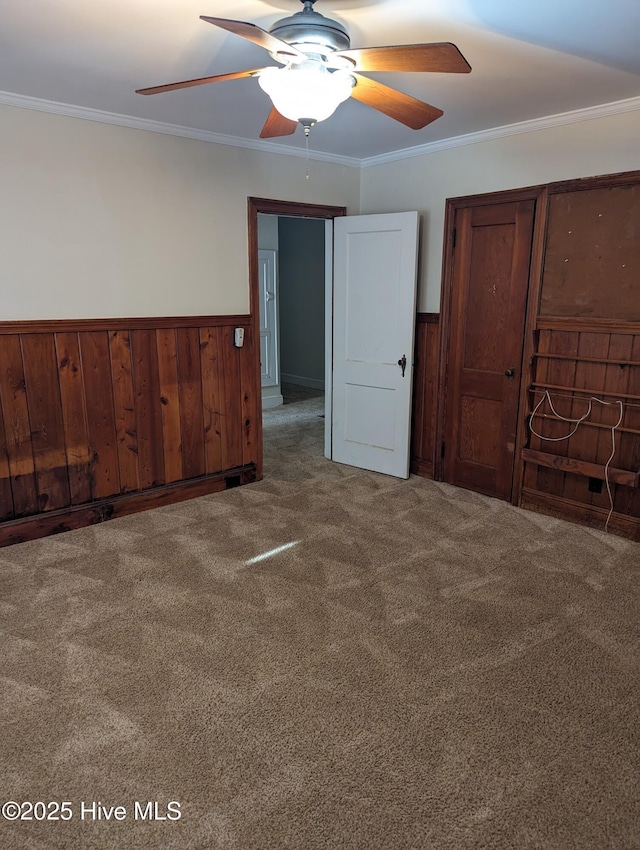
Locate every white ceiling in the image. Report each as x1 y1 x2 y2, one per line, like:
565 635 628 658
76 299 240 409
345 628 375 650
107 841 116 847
1 0 639 160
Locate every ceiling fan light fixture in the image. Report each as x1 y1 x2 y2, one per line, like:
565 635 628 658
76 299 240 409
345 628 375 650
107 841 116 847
258 62 354 124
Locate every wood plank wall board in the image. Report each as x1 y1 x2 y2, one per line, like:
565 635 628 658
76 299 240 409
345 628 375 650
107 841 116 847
411 314 439 477
0 335 38 516
218 327 244 472
630 339 640 520
130 329 166 489
156 328 184 485
176 327 206 481
79 331 121 499
240 325 259 471
199 327 223 475
55 332 93 505
109 330 141 494
0 403 14 521
20 334 71 512
411 320 428 468
615 335 640 517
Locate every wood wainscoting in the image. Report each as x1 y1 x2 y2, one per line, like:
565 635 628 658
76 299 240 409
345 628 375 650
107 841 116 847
0 316 260 547
411 313 440 478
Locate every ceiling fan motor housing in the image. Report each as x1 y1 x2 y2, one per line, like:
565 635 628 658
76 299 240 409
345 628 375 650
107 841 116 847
269 1 351 55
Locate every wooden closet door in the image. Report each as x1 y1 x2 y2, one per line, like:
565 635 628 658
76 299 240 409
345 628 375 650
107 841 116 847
443 200 535 500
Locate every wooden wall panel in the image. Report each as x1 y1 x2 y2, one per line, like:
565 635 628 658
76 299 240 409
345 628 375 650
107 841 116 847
0 316 257 547
55 332 92 506
176 328 206 480
199 327 223 475
615 336 640 518
20 334 71 512
131 329 165 490
219 328 244 472
156 328 183 485
109 330 140 494
0 405 14 521
240 324 260 471
540 184 640 320
80 331 121 499
411 314 440 478
0 336 38 516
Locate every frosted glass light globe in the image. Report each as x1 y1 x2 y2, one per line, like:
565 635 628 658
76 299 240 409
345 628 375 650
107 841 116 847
259 62 354 123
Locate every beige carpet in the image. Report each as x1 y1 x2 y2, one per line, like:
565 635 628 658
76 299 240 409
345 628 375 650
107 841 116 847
1 398 638 850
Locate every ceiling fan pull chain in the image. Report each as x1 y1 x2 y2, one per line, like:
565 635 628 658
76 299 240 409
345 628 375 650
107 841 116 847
304 128 310 180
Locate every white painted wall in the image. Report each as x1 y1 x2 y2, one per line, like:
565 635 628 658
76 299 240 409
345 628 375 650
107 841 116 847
359 109 640 312
0 104 360 320
257 214 279 253
278 216 326 390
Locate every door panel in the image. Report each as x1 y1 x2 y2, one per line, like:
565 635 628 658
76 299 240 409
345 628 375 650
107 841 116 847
443 200 535 500
332 212 419 478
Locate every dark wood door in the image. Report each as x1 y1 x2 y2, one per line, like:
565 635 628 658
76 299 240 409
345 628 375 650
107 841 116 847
443 199 535 500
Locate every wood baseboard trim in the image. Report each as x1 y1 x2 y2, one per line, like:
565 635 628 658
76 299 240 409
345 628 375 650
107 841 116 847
411 458 435 478
0 464 257 548
417 313 439 325
520 488 640 541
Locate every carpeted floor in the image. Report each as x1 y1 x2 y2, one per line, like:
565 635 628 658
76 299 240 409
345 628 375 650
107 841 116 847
1 398 638 850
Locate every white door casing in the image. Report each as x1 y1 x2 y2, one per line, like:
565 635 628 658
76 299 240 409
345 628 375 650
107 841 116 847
258 249 279 388
324 219 334 461
332 211 419 478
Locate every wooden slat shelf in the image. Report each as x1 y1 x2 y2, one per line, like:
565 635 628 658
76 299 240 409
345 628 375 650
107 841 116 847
532 353 640 367
530 382 640 403
521 448 639 488
536 317 640 335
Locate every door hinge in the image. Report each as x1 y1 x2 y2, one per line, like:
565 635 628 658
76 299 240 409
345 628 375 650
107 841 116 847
441 440 446 459
451 228 457 249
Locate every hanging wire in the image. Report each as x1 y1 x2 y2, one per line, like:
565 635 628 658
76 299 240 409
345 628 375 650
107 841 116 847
528 390 625 532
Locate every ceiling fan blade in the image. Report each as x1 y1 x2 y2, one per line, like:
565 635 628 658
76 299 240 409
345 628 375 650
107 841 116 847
350 74 443 129
136 68 267 96
260 108 298 139
335 43 471 74
200 16 305 60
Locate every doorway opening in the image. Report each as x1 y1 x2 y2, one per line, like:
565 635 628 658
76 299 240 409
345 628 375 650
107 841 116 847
258 213 326 410
247 198 347 480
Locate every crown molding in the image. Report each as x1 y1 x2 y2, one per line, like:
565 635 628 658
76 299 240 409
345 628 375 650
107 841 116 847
1 88 638 170
0 90 361 169
360 95 640 168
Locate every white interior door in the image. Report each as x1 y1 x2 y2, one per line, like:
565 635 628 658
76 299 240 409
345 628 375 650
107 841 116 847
332 211 419 478
258 249 278 388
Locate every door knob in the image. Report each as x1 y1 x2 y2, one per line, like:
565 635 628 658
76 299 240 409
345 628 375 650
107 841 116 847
504 367 516 379
398 354 407 377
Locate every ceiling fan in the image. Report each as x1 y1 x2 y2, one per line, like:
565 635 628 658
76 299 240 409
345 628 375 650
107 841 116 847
136 0 471 138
